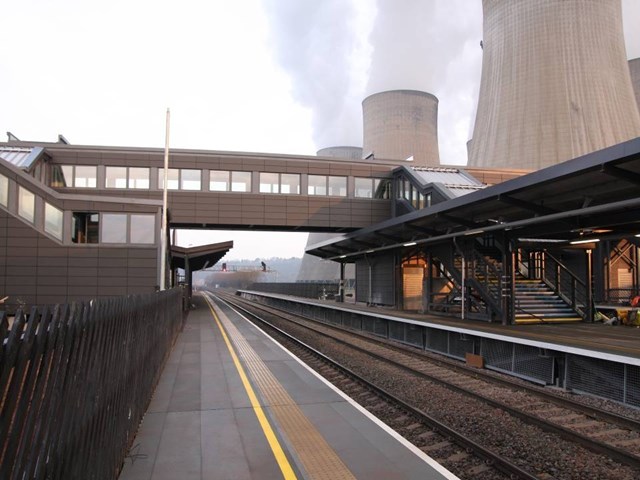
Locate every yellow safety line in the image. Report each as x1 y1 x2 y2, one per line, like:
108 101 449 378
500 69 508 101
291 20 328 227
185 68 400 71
204 294 298 480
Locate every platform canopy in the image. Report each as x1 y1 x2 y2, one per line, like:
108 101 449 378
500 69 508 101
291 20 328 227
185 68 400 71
307 137 640 261
171 240 234 271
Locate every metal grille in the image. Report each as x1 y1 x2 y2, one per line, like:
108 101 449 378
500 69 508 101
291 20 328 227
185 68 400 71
373 317 387 337
425 328 449 354
625 365 640 408
389 321 404 341
448 333 475 360
405 324 424 347
566 355 625 403
344 312 362 330
513 344 555 384
481 338 514 372
362 316 376 333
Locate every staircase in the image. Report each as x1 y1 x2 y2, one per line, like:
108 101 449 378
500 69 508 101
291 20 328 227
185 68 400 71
514 278 583 324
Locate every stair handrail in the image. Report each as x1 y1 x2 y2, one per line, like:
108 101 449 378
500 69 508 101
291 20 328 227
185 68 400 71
541 250 588 320
465 248 504 321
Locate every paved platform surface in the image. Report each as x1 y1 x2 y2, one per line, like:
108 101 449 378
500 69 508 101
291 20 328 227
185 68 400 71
118 293 456 480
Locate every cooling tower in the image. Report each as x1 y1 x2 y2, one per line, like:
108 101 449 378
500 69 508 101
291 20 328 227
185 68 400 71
317 146 363 159
362 90 440 167
468 0 640 170
630 58 640 113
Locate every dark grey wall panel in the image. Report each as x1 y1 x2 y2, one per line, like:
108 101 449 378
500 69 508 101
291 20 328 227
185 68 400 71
0 210 158 311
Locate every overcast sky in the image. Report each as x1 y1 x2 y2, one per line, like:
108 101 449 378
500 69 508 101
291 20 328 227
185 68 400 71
1 1 638 260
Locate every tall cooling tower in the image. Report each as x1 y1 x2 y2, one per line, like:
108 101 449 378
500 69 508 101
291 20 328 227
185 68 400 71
317 146 363 159
468 0 640 170
630 58 640 113
296 147 360 282
362 90 440 167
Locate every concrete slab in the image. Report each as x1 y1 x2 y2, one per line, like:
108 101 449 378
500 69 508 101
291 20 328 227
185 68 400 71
119 293 456 480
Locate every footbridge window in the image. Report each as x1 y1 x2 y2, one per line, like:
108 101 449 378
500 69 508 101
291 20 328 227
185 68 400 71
158 168 201 190
308 175 347 197
259 173 300 194
52 165 97 188
355 177 382 198
210 170 252 192
101 213 127 243
106 167 150 189
0 174 8 206
18 186 35 223
72 212 99 243
44 203 63 240
400 177 431 209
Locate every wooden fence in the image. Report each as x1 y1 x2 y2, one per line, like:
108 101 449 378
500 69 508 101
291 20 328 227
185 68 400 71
0 288 185 480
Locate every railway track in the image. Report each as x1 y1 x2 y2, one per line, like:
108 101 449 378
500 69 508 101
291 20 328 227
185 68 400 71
207 291 531 480
213 291 640 479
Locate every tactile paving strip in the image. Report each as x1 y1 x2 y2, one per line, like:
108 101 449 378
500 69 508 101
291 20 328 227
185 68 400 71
214 302 356 480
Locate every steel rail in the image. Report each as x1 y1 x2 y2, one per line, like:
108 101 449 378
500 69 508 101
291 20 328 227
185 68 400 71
219 292 640 472
213 292 539 480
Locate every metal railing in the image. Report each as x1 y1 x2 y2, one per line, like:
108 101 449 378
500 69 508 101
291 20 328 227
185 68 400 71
0 288 185 480
540 251 588 320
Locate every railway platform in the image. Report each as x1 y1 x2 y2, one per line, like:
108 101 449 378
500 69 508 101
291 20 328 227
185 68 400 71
236 290 640 409
118 292 456 480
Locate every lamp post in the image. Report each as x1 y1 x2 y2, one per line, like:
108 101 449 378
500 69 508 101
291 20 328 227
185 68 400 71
160 108 170 290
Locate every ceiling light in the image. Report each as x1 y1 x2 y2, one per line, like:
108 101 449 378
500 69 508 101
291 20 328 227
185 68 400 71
570 238 600 245
403 242 417 247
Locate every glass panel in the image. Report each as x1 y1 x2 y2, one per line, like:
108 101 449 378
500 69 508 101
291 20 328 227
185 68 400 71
280 174 300 194
158 168 179 190
259 172 279 193
129 167 150 189
130 214 155 244
328 176 347 196
105 166 127 188
355 177 373 198
101 213 127 243
181 169 201 190
210 170 230 191
51 165 71 187
231 171 251 192
0 174 8 206
72 212 99 243
18 186 35 222
412 186 420 209
74 166 97 188
308 175 326 195
44 202 63 240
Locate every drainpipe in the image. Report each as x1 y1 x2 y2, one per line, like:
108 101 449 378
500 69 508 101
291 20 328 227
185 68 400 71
586 248 593 322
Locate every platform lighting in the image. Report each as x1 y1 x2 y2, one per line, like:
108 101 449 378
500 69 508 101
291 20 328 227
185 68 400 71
366 249 375 254
636 234 640 238
463 229 485 236
403 242 417 247
570 238 600 245
339 255 346 259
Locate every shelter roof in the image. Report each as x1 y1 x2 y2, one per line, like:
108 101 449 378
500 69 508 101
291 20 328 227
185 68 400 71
171 241 234 271
0 146 44 170
307 137 640 260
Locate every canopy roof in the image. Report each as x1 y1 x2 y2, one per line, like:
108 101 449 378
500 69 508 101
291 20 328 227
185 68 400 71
171 241 234 271
308 137 640 260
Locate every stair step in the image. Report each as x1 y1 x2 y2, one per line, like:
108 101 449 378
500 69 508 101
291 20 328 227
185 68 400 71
516 311 580 318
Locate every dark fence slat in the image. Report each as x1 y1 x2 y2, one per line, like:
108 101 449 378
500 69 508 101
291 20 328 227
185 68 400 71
0 288 184 480
0 309 35 477
12 307 54 480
